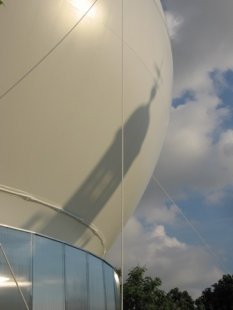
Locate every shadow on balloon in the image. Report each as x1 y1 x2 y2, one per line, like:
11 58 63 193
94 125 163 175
26 66 162 251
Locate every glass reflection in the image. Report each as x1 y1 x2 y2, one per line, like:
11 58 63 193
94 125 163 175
65 246 88 310
33 236 65 310
114 271 121 310
0 250 29 310
88 255 105 310
104 264 116 310
0 226 119 310
0 226 32 310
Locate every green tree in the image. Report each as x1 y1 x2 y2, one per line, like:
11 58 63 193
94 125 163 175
167 287 195 310
195 274 233 310
123 266 169 310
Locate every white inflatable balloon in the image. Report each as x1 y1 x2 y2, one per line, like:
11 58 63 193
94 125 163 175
0 0 172 256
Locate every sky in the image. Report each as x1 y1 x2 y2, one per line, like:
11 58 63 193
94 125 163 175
107 0 233 298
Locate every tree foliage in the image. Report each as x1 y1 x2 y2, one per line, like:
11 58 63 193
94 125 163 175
123 266 194 310
195 274 233 310
123 266 233 310
167 287 195 310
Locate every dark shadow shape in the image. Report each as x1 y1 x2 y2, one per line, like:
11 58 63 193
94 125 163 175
40 70 161 246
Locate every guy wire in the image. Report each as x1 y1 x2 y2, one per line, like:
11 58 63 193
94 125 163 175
120 0 125 307
152 175 228 273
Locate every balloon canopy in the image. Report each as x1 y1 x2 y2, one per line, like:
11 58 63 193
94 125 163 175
0 0 172 257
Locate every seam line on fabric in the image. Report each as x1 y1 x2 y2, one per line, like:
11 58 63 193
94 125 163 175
0 184 106 256
0 0 99 102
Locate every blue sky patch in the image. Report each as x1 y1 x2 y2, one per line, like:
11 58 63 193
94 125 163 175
208 70 233 136
172 90 196 108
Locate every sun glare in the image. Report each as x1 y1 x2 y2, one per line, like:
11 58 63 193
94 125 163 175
69 0 96 18
0 276 10 283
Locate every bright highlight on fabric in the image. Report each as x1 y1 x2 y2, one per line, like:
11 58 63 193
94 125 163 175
69 0 96 18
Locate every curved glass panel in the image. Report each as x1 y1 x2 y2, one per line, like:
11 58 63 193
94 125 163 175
0 225 119 309
0 226 32 310
33 236 65 310
88 255 106 310
114 271 121 310
104 264 116 310
65 246 88 310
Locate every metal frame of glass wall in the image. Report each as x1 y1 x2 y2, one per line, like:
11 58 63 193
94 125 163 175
0 225 120 310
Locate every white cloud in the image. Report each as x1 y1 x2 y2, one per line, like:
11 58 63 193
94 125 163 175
205 189 225 206
151 225 186 249
142 203 178 225
155 83 233 196
165 0 233 96
107 216 223 298
218 129 233 159
135 185 179 225
165 11 183 39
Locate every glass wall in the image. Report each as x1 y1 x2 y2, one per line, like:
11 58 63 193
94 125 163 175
33 237 65 310
0 226 119 310
88 255 106 310
65 246 88 310
104 264 117 310
0 226 32 310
